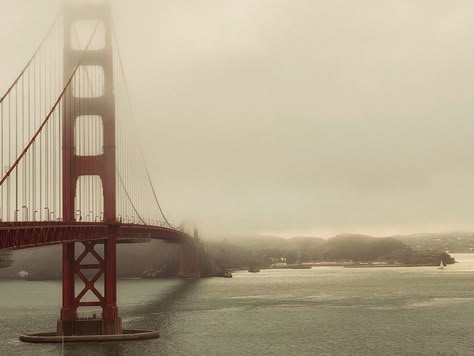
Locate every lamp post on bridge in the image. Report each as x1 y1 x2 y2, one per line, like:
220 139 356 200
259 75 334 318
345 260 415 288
21 205 28 221
3 166 9 221
33 210 38 222
76 209 82 222
44 207 50 221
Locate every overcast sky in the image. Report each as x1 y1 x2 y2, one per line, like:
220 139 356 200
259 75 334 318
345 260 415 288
2 0 474 237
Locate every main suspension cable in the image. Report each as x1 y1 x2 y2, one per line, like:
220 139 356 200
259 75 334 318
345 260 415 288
0 21 101 186
0 12 61 104
116 170 145 225
111 19 177 229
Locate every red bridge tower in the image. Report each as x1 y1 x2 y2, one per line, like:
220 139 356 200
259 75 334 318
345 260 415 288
58 1 121 336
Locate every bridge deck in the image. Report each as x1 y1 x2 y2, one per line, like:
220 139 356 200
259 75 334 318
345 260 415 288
0 222 187 250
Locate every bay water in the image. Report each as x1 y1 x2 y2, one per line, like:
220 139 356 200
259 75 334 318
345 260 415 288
1 254 474 355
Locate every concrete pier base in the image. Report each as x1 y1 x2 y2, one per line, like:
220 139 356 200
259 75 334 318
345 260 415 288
57 317 123 337
19 329 159 343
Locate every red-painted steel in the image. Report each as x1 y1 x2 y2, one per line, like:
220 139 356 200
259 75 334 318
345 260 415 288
0 0 203 338
179 242 201 279
60 1 120 335
0 222 187 250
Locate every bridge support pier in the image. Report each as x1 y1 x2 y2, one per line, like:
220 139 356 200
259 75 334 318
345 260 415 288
179 242 201 278
57 238 122 336
19 228 162 343
179 228 201 278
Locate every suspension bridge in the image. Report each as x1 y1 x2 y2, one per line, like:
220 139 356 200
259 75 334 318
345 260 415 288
0 1 201 341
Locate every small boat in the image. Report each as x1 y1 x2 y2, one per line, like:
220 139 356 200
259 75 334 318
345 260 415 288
438 260 445 269
248 266 260 273
289 264 312 269
17 270 30 279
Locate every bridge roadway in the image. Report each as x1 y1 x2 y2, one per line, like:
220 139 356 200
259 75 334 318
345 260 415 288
0 222 188 250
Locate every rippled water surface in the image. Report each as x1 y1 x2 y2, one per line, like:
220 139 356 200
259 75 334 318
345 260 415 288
1 254 474 355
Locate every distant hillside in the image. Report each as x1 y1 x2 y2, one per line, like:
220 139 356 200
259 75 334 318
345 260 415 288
0 231 464 279
205 235 327 268
204 233 457 268
0 251 13 269
392 232 474 253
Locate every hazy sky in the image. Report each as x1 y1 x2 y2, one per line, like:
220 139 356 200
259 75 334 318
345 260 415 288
2 0 474 237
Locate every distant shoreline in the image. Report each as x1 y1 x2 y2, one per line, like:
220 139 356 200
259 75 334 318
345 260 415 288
342 264 442 268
